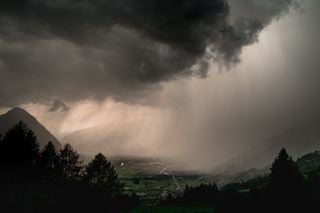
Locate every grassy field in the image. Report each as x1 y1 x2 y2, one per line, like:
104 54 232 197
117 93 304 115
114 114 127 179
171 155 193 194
120 174 209 205
111 156 269 204
111 157 213 204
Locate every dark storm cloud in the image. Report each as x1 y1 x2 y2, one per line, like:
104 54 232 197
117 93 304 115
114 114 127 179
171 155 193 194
49 99 69 112
0 0 297 106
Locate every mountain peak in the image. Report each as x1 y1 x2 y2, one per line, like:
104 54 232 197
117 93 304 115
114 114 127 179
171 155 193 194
5 107 34 118
0 107 61 149
8 107 28 113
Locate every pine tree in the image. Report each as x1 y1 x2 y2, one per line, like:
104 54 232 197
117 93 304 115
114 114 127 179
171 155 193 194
270 148 304 193
38 141 59 181
84 153 123 196
0 133 3 165
58 144 82 182
1 122 40 176
268 147 306 213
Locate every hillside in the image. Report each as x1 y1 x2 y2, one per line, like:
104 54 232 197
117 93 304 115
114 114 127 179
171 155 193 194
297 151 320 174
0 107 61 149
222 150 320 192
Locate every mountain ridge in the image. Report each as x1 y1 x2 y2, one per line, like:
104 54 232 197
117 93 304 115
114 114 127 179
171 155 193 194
0 107 61 149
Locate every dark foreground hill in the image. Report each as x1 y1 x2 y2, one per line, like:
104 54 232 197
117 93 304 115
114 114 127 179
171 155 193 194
0 107 61 149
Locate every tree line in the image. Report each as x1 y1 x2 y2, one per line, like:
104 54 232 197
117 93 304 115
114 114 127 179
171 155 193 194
2 121 320 212
0 122 138 213
163 148 320 213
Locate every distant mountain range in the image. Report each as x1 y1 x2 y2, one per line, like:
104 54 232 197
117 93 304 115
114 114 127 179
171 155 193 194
0 107 61 149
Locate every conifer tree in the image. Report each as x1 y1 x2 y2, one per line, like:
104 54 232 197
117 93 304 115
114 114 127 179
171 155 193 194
84 153 123 196
38 141 59 181
1 122 40 176
58 144 82 182
270 148 305 193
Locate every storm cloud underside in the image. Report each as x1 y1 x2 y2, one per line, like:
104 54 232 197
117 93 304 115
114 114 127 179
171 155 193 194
0 0 297 105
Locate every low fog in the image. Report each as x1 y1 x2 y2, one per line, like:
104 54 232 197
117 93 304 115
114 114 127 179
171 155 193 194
1 0 320 171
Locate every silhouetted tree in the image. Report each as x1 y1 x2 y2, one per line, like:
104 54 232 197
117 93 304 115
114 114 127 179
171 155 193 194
182 183 219 204
270 148 305 193
84 153 123 196
1 122 40 178
267 148 305 212
58 144 82 182
306 166 320 206
0 122 138 213
0 122 41 212
0 133 3 165
38 141 59 181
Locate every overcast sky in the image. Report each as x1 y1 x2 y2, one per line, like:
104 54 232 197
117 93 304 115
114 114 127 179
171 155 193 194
1 0 320 171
